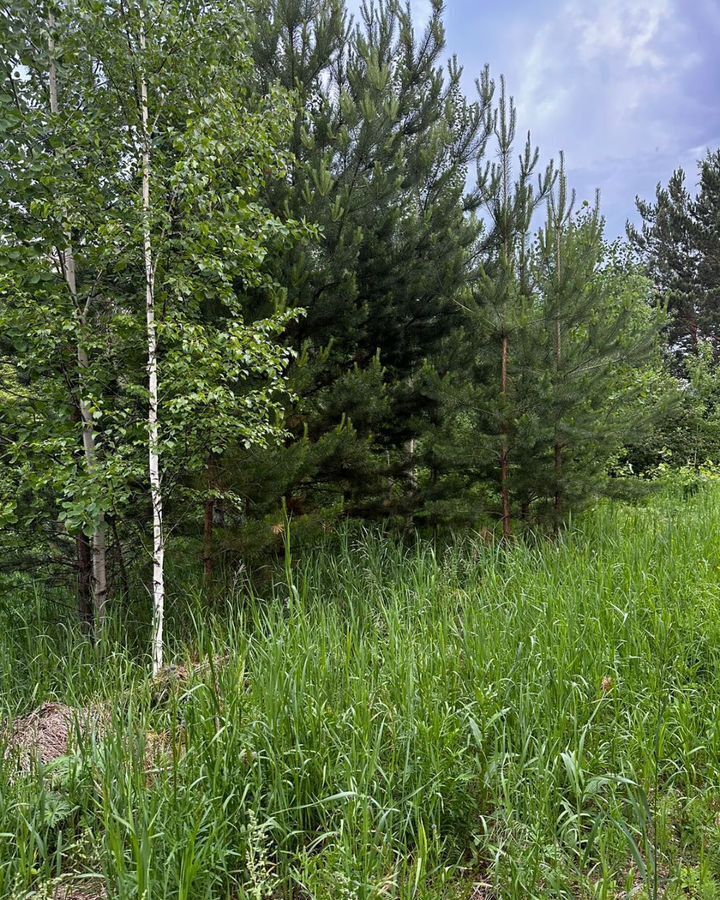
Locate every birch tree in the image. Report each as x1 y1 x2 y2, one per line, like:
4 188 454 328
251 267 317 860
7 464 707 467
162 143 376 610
46 9 108 624
0 0 125 629
112 0 307 671
1 0 308 668
136 12 164 675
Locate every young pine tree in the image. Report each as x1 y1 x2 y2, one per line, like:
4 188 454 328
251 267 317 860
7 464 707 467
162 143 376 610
230 0 493 543
430 78 552 537
532 178 663 523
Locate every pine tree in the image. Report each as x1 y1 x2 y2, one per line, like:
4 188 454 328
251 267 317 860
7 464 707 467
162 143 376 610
225 0 493 545
531 190 663 523
423 79 552 537
694 151 720 341
423 153 663 531
629 150 720 368
624 149 720 476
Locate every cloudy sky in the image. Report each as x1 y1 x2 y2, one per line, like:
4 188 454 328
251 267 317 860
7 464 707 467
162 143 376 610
357 0 720 236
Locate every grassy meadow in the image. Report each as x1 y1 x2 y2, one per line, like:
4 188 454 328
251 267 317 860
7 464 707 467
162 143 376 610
3 486 720 898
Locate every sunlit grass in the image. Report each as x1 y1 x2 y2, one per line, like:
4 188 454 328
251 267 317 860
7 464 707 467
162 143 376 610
2 488 720 897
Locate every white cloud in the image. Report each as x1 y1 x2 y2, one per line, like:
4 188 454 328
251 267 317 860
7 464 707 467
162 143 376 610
517 0 688 135
510 0 702 187
348 0 718 234
571 0 673 68
478 0 720 234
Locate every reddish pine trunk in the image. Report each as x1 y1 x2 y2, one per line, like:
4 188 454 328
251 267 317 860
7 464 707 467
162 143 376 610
500 333 512 540
554 442 563 523
554 314 563 526
554 228 564 531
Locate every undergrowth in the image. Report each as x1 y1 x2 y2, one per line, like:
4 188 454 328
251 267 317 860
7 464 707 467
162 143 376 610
2 489 720 898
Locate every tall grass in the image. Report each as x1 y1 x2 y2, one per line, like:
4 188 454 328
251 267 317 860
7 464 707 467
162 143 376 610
2 489 720 898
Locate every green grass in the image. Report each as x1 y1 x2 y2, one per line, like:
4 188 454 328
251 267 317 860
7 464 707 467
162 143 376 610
3 488 720 898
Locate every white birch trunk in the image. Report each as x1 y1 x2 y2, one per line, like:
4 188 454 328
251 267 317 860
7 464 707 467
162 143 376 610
48 13 108 626
139 20 165 676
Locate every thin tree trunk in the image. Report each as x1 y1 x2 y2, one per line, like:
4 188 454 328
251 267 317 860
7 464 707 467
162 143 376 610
48 12 108 627
688 309 699 353
500 333 512 540
554 232 563 527
203 497 215 581
554 441 563 521
110 517 130 599
405 438 418 491
139 22 165 677
203 455 217 581
554 308 563 524
76 533 94 633
68 255 109 624
499 118 512 542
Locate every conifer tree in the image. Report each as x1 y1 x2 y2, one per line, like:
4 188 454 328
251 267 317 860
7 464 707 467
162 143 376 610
544 154 576 523
422 151 662 531
629 150 720 368
427 79 552 537
227 0 493 542
531 189 663 522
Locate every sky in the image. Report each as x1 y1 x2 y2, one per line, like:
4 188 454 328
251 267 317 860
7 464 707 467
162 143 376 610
353 0 720 236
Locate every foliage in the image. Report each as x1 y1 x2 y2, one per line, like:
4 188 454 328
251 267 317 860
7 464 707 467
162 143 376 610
226 0 495 536
421 176 663 531
629 149 720 369
0 0 311 610
623 340 720 475
0 0 717 643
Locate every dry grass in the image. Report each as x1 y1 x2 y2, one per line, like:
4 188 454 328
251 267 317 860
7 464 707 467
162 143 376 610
51 878 107 900
3 702 104 775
